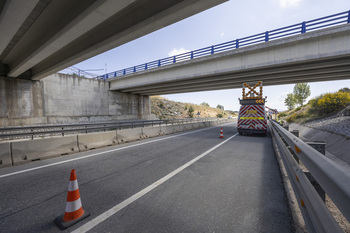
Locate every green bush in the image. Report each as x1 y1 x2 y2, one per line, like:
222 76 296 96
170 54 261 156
285 111 310 123
278 112 287 118
286 113 297 123
217 113 223 118
310 91 350 115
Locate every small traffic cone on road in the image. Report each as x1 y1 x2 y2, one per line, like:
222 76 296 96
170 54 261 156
54 169 90 230
220 128 224 138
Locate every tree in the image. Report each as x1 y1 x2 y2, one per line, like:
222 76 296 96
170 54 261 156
216 104 224 110
339 87 350 93
200 102 210 107
284 93 296 110
293 83 311 106
188 105 194 118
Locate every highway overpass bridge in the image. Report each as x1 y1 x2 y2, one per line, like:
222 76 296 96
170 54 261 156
107 12 350 95
1 8 349 128
0 0 227 80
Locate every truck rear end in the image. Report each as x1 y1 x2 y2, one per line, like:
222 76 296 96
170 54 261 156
237 81 267 136
237 104 267 136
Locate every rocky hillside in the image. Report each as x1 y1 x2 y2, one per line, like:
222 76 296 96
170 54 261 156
151 96 237 120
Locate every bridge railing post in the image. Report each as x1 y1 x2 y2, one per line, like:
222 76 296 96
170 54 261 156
190 51 194 59
145 63 147 70
348 10 350 23
301 21 306 33
265 31 269 42
158 60 161 67
235 39 239 49
211 45 214 54
173 56 176 63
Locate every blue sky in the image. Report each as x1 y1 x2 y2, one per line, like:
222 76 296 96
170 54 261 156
75 0 350 111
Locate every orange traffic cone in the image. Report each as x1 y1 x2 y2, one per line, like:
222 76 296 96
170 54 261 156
220 128 224 138
54 169 90 230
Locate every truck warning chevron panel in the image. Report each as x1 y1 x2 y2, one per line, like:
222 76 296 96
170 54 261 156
238 104 267 135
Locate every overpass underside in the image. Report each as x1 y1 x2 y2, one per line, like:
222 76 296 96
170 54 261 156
0 0 227 80
109 24 350 95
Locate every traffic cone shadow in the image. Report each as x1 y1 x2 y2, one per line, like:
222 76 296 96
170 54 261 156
54 169 90 230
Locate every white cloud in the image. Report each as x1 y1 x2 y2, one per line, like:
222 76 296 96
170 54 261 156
280 0 302 8
266 92 289 111
168 48 190 57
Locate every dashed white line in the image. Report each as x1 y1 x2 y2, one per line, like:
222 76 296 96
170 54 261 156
71 133 238 233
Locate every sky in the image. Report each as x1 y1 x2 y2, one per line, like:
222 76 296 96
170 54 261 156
74 0 350 111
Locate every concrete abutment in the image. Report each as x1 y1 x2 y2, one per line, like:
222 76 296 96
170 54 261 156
0 73 151 127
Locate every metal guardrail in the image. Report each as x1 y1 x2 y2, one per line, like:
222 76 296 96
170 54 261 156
98 10 350 80
269 120 350 233
0 118 219 140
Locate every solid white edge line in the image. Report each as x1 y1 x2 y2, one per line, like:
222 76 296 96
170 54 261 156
0 124 235 179
71 133 238 233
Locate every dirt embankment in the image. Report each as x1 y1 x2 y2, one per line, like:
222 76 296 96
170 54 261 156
150 96 237 120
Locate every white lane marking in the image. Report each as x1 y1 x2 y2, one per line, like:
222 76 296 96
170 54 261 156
71 133 238 233
0 125 235 179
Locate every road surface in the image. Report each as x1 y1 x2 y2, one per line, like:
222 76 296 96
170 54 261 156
0 122 293 232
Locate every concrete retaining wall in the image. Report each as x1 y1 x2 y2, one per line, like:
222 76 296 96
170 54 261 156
116 128 144 143
11 135 79 165
1 119 236 168
173 123 193 132
192 122 205 129
0 142 12 168
0 74 151 127
289 123 350 165
160 125 175 135
142 127 161 138
78 131 117 151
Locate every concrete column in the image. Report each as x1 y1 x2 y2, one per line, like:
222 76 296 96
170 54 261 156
138 95 150 119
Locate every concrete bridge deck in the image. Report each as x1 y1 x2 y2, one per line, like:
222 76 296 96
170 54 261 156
109 24 350 95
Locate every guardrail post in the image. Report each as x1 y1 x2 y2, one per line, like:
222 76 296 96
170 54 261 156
62 127 64 137
301 21 306 33
348 10 350 23
304 140 326 202
190 51 194 59
31 128 34 140
145 63 147 70
133 66 136 73
265 31 269 42
290 130 299 138
304 172 326 202
211 45 214 54
235 39 239 48
173 56 176 63
123 69 126 75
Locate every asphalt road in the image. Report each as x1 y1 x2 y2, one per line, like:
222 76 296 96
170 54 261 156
0 122 293 232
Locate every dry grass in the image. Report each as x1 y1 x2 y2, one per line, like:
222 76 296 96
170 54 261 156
150 96 237 119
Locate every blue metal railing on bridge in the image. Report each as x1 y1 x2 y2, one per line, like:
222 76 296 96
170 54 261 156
98 10 350 80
